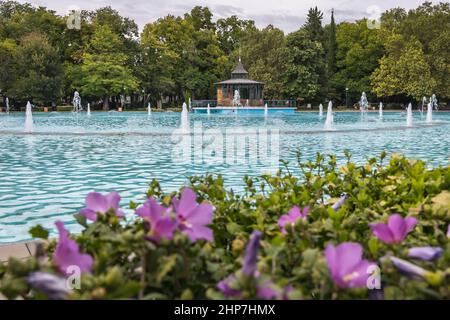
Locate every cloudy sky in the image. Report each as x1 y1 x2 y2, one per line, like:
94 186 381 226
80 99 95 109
17 0 439 33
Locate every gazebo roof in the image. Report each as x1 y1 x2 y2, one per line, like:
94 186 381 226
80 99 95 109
231 59 248 75
215 79 264 85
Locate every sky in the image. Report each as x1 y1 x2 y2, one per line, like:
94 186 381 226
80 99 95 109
16 0 440 33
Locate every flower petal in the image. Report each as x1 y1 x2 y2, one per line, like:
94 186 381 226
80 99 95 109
408 247 443 261
371 222 395 243
185 203 213 225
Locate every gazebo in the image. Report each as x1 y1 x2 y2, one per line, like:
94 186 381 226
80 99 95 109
215 58 264 107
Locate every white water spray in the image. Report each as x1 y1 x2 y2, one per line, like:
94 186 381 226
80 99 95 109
24 101 33 133
180 102 189 132
379 102 383 119
264 103 268 117
319 103 323 117
147 102 152 116
406 103 413 127
324 101 334 130
207 103 210 115
87 103 91 117
426 102 433 123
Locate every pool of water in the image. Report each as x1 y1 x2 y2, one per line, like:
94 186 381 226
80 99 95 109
0 111 449 243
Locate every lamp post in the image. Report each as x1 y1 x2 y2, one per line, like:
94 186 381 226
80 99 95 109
345 87 349 108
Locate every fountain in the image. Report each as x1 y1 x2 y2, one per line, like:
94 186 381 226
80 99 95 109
87 103 91 117
24 101 33 133
207 103 211 115
232 90 241 108
264 103 268 117
324 101 334 130
360 92 369 119
180 102 189 132
147 102 152 116
421 96 426 114
426 102 433 123
5 97 10 114
72 90 82 113
430 94 438 110
319 103 323 117
188 97 192 111
379 102 383 119
406 103 413 127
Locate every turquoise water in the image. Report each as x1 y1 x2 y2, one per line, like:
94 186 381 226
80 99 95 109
0 111 449 243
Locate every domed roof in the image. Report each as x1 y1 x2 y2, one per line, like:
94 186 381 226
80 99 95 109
231 57 248 75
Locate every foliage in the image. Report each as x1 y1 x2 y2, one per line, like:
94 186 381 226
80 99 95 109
239 26 288 99
0 153 449 300
283 29 323 101
7 32 63 105
371 35 436 101
0 1 448 106
68 25 139 110
331 20 384 102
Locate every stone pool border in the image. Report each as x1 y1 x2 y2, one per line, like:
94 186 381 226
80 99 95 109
0 241 37 262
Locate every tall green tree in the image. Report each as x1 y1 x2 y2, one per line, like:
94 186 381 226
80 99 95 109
216 15 255 55
71 25 139 110
330 20 383 103
239 26 288 99
326 10 337 78
304 7 324 42
371 35 436 101
8 32 62 105
284 29 323 101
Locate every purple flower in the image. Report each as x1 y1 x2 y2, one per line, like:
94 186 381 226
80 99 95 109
389 256 427 281
217 275 279 300
27 272 70 300
332 193 349 211
172 188 214 242
370 214 418 244
80 191 124 221
447 224 450 238
325 242 376 289
217 275 241 297
242 231 262 276
278 206 309 234
256 282 279 299
282 285 294 300
136 197 177 242
407 247 443 261
53 221 93 276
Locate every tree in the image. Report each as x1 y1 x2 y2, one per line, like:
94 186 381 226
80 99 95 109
239 26 288 99
284 29 323 101
330 20 383 103
216 15 255 55
8 32 62 105
304 7 324 42
326 9 337 78
72 25 139 110
371 35 436 101
302 7 327 101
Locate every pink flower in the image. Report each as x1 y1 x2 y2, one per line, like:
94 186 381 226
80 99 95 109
172 188 214 242
370 214 418 244
278 206 309 234
325 242 376 288
80 191 124 221
53 221 93 276
135 197 177 242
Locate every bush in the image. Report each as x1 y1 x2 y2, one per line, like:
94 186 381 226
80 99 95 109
0 152 449 300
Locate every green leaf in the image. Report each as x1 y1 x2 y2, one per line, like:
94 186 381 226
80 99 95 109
156 255 178 284
29 225 49 240
74 213 88 227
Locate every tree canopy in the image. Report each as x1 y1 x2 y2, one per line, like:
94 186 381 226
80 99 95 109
0 1 448 108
